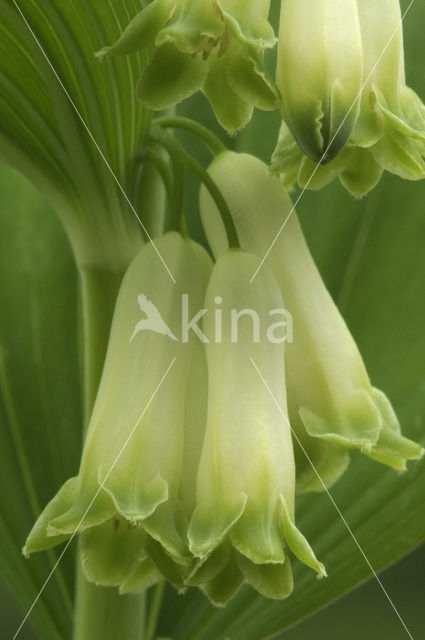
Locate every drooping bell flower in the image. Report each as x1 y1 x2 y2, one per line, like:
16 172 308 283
188 249 325 605
199 151 424 490
96 0 278 132
276 0 363 163
273 0 425 197
24 232 212 589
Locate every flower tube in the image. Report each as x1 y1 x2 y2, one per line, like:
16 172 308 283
188 249 325 604
200 151 424 491
273 0 425 196
24 232 212 588
276 0 363 163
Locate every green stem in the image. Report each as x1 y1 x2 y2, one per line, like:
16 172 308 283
150 126 240 249
73 576 146 640
154 116 226 155
145 582 165 640
169 160 185 233
144 146 174 205
79 267 124 418
73 266 146 640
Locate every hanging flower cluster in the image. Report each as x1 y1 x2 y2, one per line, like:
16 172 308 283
272 0 425 196
24 232 325 605
96 0 278 133
25 154 423 604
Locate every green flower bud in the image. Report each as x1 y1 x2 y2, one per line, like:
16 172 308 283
273 0 425 196
354 0 425 179
24 233 212 588
188 249 325 604
276 0 363 163
200 151 424 490
96 0 277 130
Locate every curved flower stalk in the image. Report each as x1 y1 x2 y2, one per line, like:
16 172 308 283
200 151 424 491
273 0 425 197
276 0 363 163
96 0 278 132
24 232 212 589
188 250 325 604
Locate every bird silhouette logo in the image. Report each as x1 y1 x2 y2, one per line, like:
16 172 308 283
129 294 179 343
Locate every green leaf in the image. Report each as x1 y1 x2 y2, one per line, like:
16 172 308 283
0 163 82 639
0 0 149 269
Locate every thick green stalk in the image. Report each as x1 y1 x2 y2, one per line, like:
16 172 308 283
73 577 145 640
79 268 124 416
73 267 146 640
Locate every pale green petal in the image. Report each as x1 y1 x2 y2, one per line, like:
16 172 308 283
236 553 294 600
270 122 304 189
203 49 253 134
281 497 326 577
142 500 190 560
371 127 425 180
23 477 80 554
137 44 209 110
200 553 245 607
100 469 169 523
298 388 383 452
227 47 278 111
46 490 116 537
95 0 175 59
203 40 276 132
120 555 162 594
339 147 383 198
145 537 190 592
292 421 350 494
217 0 276 50
230 497 285 565
156 0 224 54
80 519 145 587
189 493 247 558
367 388 424 470
297 153 345 191
185 543 231 587
376 89 425 143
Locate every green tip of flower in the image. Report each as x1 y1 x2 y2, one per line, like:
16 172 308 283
237 553 294 600
119 555 162 595
188 495 247 559
200 553 245 607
